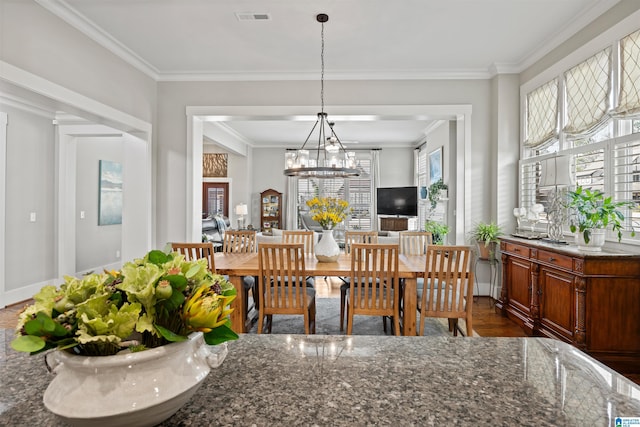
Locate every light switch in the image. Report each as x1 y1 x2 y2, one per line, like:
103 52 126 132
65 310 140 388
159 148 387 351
80 211 85 219
30 212 36 222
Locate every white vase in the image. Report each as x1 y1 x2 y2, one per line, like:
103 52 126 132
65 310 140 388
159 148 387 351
575 228 606 252
315 229 340 262
43 332 227 427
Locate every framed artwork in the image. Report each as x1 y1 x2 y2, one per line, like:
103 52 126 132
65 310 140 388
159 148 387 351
98 160 123 225
203 153 228 177
429 147 443 183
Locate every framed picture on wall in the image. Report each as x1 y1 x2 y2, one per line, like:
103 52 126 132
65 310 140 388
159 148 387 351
429 147 442 183
98 160 123 225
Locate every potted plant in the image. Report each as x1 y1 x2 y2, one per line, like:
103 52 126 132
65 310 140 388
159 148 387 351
424 220 450 245
427 179 448 210
567 186 635 251
469 221 502 260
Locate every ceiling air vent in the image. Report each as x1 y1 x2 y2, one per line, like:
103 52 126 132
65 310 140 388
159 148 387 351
235 12 271 21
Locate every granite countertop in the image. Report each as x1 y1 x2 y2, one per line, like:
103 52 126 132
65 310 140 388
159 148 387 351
1 330 639 426
501 234 640 257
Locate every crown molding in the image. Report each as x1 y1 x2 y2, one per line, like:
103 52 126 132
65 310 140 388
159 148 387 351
35 0 160 80
157 68 493 82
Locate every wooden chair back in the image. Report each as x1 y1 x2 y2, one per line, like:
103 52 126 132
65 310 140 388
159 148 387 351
347 243 400 335
283 230 315 255
223 230 257 253
170 242 216 272
419 245 474 336
344 231 378 254
399 231 433 255
257 243 315 334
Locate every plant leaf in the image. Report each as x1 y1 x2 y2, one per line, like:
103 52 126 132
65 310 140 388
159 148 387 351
203 324 239 345
11 335 46 353
154 324 188 342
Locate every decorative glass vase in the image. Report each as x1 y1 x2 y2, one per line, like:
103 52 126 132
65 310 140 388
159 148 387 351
315 229 340 262
42 332 227 427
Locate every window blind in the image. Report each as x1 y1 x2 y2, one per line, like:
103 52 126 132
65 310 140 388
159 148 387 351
563 48 611 139
613 28 640 118
524 79 559 148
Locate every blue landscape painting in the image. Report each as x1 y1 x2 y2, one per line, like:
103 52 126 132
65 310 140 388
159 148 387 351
98 160 123 225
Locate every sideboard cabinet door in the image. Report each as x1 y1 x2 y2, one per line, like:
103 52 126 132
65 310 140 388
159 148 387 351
504 256 533 333
538 266 575 342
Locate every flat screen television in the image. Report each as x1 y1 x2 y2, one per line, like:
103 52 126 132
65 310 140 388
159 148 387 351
376 186 418 217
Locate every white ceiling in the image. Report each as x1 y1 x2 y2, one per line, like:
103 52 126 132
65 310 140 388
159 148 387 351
39 0 620 149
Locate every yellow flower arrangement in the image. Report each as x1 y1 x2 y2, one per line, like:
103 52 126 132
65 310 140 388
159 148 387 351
306 197 352 229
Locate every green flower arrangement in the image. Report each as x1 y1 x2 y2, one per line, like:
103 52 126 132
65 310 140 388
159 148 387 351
11 249 238 356
306 197 352 230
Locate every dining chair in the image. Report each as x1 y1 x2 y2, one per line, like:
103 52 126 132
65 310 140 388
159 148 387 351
417 245 474 336
257 243 316 334
282 230 315 255
346 243 400 336
399 231 433 255
397 231 433 320
170 242 216 271
339 231 379 331
222 230 258 328
223 230 257 254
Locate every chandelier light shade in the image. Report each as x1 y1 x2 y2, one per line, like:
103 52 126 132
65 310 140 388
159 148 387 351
283 13 359 179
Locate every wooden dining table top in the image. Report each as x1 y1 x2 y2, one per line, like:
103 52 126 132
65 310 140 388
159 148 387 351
214 252 425 278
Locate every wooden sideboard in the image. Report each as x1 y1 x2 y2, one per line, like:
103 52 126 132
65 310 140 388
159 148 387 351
497 236 640 373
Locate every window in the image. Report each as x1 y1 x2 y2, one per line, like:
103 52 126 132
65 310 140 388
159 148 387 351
295 152 373 231
520 26 640 243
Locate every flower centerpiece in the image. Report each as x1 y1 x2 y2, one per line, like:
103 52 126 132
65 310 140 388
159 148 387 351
10 248 239 426
11 249 238 356
306 196 352 230
306 197 352 262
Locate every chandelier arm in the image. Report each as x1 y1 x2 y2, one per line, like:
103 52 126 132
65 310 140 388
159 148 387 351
297 118 321 152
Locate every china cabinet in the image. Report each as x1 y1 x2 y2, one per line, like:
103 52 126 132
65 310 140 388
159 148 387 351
260 189 282 231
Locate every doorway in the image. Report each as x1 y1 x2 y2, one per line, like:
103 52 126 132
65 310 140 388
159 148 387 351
203 182 229 218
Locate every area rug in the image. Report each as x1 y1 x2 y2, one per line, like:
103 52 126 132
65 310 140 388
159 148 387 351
245 297 476 336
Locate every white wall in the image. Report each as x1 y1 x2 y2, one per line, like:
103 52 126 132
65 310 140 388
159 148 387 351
377 147 414 187
0 0 156 123
2 105 56 292
75 137 123 272
0 1 155 306
157 79 491 245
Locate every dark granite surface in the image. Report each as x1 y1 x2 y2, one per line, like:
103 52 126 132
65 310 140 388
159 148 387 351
502 235 640 257
1 329 640 426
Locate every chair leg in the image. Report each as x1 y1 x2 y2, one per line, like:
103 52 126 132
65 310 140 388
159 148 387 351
466 314 473 337
449 318 459 336
257 310 264 335
393 315 401 337
339 288 347 332
267 315 273 333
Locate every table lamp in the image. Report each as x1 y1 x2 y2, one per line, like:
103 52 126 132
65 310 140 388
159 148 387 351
539 156 574 242
235 203 248 230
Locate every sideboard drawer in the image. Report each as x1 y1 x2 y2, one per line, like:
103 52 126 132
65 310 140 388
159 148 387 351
537 249 573 270
503 242 530 258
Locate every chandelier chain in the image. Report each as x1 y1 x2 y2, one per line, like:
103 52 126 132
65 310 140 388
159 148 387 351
320 20 325 114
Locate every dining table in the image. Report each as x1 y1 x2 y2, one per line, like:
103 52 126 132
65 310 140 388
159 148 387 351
214 252 426 335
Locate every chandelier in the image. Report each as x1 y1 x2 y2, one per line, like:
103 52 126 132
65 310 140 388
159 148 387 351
283 13 359 179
